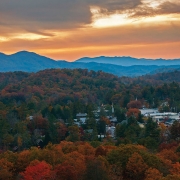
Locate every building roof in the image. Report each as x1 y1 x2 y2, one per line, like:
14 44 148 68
139 108 159 115
86 129 93 133
80 117 87 123
76 113 87 117
120 120 128 125
110 117 117 122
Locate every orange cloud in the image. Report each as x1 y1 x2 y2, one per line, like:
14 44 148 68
0 0 180 61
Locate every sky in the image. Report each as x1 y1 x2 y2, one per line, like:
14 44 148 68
0 0 180 61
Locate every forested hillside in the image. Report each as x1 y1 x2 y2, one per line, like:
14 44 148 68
1 69 180 109
1 69 180 179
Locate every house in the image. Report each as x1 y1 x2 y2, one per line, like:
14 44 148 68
110 117 118 123
79 117 86 124
93 106 109 117
76 113 87 119
76 113 87 124
75 121 80 125
106 125 115 138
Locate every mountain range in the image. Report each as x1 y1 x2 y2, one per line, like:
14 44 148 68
77 56 180 66
0 51 180 77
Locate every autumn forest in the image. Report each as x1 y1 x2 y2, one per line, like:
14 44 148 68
1 69 180 179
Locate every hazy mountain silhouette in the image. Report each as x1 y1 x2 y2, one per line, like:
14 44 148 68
76 56 180 66
0 51 180 76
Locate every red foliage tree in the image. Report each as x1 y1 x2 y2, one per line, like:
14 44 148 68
170 162 180 176
20 160 52 180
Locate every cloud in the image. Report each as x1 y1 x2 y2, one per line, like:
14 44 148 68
0 0 91 32
128 0 180 18
159 1 180 14
0 0 142 32
89 0 141 13
1 21 180 53
0 0 179 33
0 0 180 60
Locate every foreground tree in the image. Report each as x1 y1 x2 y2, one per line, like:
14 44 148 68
145 168 162 180
126 152 148 180
20 160 52 180
0 158 14 180
84 159 109 180
54 162 78 180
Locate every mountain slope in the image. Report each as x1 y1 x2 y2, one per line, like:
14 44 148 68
1 69 180 108
1 51 180 77
0 51 62 72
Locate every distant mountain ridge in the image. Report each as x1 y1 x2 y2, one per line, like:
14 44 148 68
0 51 180 77
76 56 180 66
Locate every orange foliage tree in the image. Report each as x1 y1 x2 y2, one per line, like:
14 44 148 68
127 100 142 109
126 152 148 180
126 108 141 119
15 150 31 173
157 149 179 163
63 151 86 179
145 168 162 180
0 158 14 180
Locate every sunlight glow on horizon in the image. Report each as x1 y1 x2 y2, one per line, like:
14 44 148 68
2 40 180 61
0 37 8 42
34 41 180 61
15 33 49 40
90 6 180 28
0 33 50 42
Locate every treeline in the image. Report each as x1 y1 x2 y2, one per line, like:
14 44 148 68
1 69 180 109
1 69 180 149
0 105 168 151
1 141 180 180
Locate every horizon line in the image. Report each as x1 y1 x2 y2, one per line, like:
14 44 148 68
1 50 180 62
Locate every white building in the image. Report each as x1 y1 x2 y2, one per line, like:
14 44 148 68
76 113 87 118
106 125 116 138
139 108 159 116
149 112 180 123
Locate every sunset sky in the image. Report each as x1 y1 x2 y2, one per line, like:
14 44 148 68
0 0 180 61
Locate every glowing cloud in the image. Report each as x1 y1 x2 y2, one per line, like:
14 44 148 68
0 0 180 60
90 0 180 28
0 37 9 42
13 33 49 40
